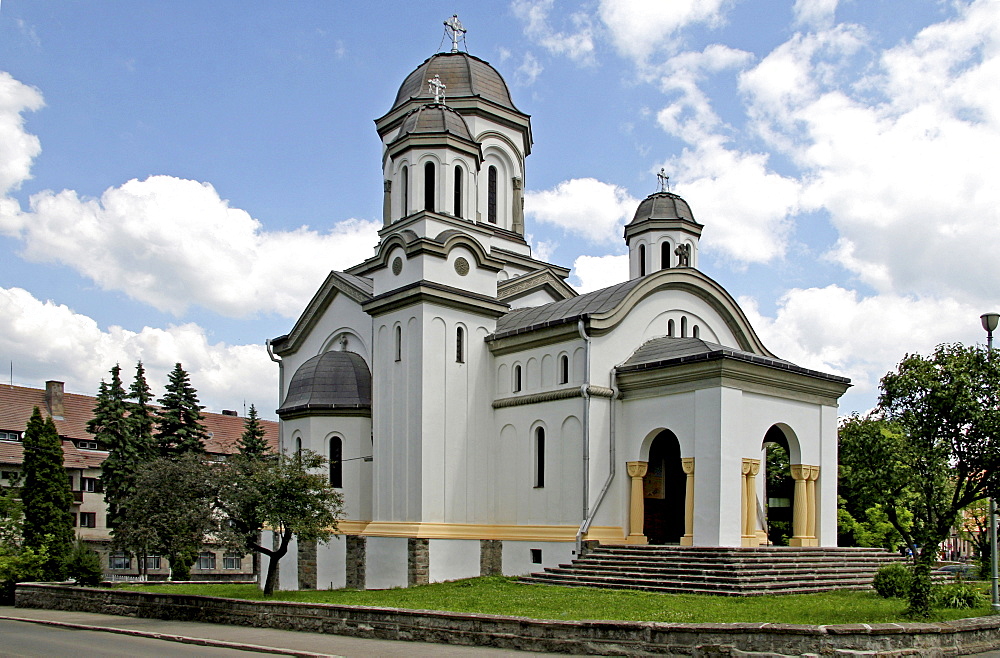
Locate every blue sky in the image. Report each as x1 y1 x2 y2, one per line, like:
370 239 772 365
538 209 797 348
1 1 998 419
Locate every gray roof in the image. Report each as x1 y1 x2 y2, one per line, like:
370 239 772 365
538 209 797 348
277 351 372 417
620 337 850 383
492 278 646 339
628 192 697 226
393 104 475 143
334 271 373 298
392 52 518 113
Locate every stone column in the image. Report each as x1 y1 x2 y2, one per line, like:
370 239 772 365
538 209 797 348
681 458 695 546
789 464 809 546
512 177 525 234
742 459 761 547
298 539 317 590
383 179 392 226
625 461 648 545
408 538 429 586
345 535 366 589
479 539 502 576
806 465 820 546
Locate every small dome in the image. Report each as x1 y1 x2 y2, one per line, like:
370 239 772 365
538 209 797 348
393 104 475 143
391 52 518 114
628 192 698 226
277 351 371 417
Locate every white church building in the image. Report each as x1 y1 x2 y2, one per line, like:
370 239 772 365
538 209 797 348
266 21 850 591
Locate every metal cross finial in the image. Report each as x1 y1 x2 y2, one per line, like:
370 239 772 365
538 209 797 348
428 74 447 104
657 168 671 193
444 14 466 53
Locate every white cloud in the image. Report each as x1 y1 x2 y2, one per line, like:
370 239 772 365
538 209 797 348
570 253 628 293
792 0 839 28
742 286 981 412
599 0 733 62
516 52 544 86
0 72 43 196
1 175 380 318
525 178 638 244
512 0 596 64
0 286 278 417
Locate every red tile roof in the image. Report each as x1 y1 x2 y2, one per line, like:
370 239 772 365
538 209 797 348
0 383 278 467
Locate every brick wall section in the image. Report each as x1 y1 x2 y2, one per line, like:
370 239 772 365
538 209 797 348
479 539 502 576
407 538 428 587
15 584 1000 655
345 535 365 589
297 540 317 590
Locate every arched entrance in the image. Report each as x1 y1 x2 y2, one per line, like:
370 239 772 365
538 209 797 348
763 426 794 545
643 430 685 544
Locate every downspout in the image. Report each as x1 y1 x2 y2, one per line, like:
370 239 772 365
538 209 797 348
575 319 591 556
265 339 284 451
576 366 618 555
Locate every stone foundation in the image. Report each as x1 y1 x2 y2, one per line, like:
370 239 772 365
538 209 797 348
297 539 317 590
407 538 429 587
15 584 1000 656
345 535 365 589
480 539 502 576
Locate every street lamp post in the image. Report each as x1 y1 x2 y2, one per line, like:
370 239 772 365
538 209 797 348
980 312 1000 613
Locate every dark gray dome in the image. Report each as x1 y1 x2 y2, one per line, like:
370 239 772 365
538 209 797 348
277 351 371 418
392 52 518 113
628 192 697 226
393 104 474 143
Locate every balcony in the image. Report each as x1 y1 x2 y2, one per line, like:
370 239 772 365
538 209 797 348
71 490 84 504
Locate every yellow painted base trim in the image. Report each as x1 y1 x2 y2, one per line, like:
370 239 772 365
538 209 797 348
330 521 626 543
789 537 818 547
680 535 694 546
741 535 760 547
625 534 649 545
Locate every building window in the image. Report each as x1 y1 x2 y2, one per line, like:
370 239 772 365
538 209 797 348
295 437 302 458
668 319 675 337
424 161 435 212
456 327 465 363
196 551 216 570
223 553 243 570
401 165 409 216
661 242 671 270
530 548 542 564
454 165 463 218
534 427 545 488
329 437 343 488
513 365 522 393
487 165 498 223
395 326 402 362
109 552 131 569
681 316 688 338
81 477 101 493
0 431 21 442
639 244 646 277
1 470 18 481
693 325 700 339
558 354 569 384
144 555 162 570
79 512 97 528
76 439 98 450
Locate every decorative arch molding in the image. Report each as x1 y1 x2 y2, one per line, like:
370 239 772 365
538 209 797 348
475 130 526 173
319 328 371 364
762 422 802 466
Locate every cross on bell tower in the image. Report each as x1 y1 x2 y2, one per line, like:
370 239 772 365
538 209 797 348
657 168 671 193
444 14 467 53
427 75 447 104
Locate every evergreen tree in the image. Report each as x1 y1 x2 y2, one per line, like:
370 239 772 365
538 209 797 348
126 361 156 461
21 407 74 580
237 404 270 458
155 363 208 457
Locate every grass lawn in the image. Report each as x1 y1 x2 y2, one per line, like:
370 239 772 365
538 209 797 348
118 576 997 625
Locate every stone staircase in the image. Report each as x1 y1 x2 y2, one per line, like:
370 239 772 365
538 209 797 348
519 545 905 596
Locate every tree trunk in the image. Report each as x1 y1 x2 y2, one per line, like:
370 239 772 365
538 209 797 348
907 546 935 617
262 528 292 596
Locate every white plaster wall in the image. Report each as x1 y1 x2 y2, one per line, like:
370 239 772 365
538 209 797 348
316 537 347 590
278 533 299 591
428 539 480 583
365 537 408 589
502 541 575 576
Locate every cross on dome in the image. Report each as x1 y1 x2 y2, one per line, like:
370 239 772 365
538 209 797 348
427 74 447 104
444 14 467 53
657 168 671 193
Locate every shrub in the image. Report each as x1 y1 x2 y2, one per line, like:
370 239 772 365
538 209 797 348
65 539 103 587
0 544 49 604
931 582 986 609
873 562 912 598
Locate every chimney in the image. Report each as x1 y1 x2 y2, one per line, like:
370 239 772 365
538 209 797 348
45 380 65 419
222 409 238 417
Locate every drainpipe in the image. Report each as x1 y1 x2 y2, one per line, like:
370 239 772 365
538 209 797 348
575 319 592 556
576 366 618 555
265 339 284 452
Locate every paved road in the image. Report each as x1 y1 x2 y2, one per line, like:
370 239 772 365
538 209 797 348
0 607 552 657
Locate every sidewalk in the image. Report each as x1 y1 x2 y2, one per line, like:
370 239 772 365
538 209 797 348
0 606 548 657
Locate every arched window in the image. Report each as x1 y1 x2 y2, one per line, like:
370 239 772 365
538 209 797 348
329 437 343 488
668 319 675 337
513 364 522 392
558 354 569 384
693 325 700 339
488 165 498 223
424 162 435 212
401 166 409 217
394 326 402 362
534 427 545 488
639 244 646 277
456 326 465 363
295 436 302 458
681 316 688 338
454 165 463 218
661 242 671 270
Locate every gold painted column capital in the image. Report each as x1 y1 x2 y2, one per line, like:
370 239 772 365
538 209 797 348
627 461 649 478
681 457 695 475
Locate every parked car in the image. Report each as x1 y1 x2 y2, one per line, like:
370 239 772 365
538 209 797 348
934 563 979 578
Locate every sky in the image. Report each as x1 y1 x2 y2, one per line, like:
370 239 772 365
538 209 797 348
1 0 998 420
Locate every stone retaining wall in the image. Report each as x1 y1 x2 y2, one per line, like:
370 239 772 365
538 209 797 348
15 583 1000 656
